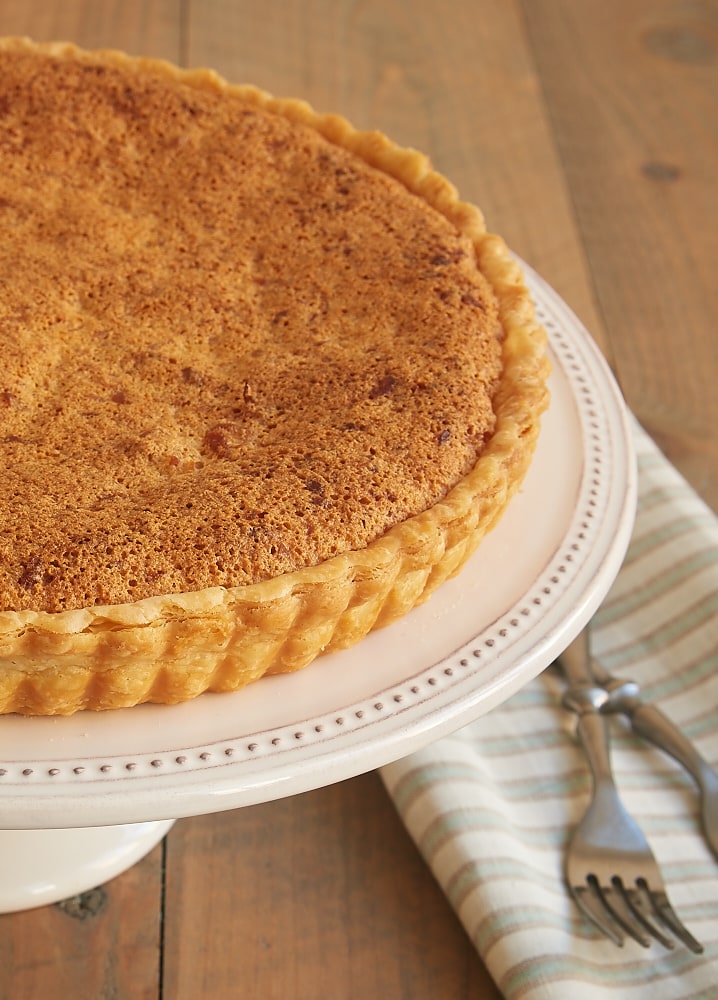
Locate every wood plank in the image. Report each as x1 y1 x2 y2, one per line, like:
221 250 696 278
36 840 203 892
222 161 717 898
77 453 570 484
163 771 499 1000
0 844 164 1000
1 0 182 60
522 0 718 509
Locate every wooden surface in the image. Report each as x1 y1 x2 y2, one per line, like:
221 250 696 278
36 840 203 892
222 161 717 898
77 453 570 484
0 1 716 997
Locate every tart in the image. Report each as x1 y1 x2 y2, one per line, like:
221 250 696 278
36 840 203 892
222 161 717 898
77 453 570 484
0 37 550 715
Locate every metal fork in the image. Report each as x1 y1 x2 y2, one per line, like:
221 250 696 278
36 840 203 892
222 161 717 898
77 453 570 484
560 630 703 952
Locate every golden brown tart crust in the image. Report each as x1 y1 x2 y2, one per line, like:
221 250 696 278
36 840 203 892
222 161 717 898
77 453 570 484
0 37 550 714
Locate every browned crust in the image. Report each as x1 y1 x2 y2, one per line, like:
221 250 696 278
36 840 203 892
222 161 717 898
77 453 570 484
0 37 550 714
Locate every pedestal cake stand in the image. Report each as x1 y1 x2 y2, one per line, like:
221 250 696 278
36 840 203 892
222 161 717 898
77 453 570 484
0 266 637 912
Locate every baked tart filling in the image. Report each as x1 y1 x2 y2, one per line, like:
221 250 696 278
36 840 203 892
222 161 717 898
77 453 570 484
0 38 549 714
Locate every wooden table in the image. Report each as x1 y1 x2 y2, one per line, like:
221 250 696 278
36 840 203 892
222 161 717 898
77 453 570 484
1 2 716 997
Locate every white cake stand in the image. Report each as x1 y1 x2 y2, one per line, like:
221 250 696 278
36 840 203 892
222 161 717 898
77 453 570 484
0 266 637 912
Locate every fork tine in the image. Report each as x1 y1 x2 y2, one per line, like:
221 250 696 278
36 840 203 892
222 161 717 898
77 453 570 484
641 884 704 955
596 878 654 948
569 881 625 946
617 882 675 950
560 631 705 954
602 876 673 948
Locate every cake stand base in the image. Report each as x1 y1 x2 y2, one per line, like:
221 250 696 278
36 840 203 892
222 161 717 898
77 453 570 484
0 819 175 913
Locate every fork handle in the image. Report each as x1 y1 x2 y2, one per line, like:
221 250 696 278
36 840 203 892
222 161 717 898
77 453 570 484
560 632 616 784
574 711 616 786
590 667 718 860
627 702 715 790
597 671 715 790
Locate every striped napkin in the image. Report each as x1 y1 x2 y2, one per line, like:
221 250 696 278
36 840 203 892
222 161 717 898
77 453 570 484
381 421 718 999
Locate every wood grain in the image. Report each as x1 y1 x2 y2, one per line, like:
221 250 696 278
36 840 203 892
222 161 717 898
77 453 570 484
0 844 163 1000
2 0 182 60
0 0 715 997
521 0 718 510
164 773 494 1000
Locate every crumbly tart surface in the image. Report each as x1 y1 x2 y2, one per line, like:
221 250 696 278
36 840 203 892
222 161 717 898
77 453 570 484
0 37 550 715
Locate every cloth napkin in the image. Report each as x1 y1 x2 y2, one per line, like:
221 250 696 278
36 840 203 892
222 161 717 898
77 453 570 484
380 420 718 1000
